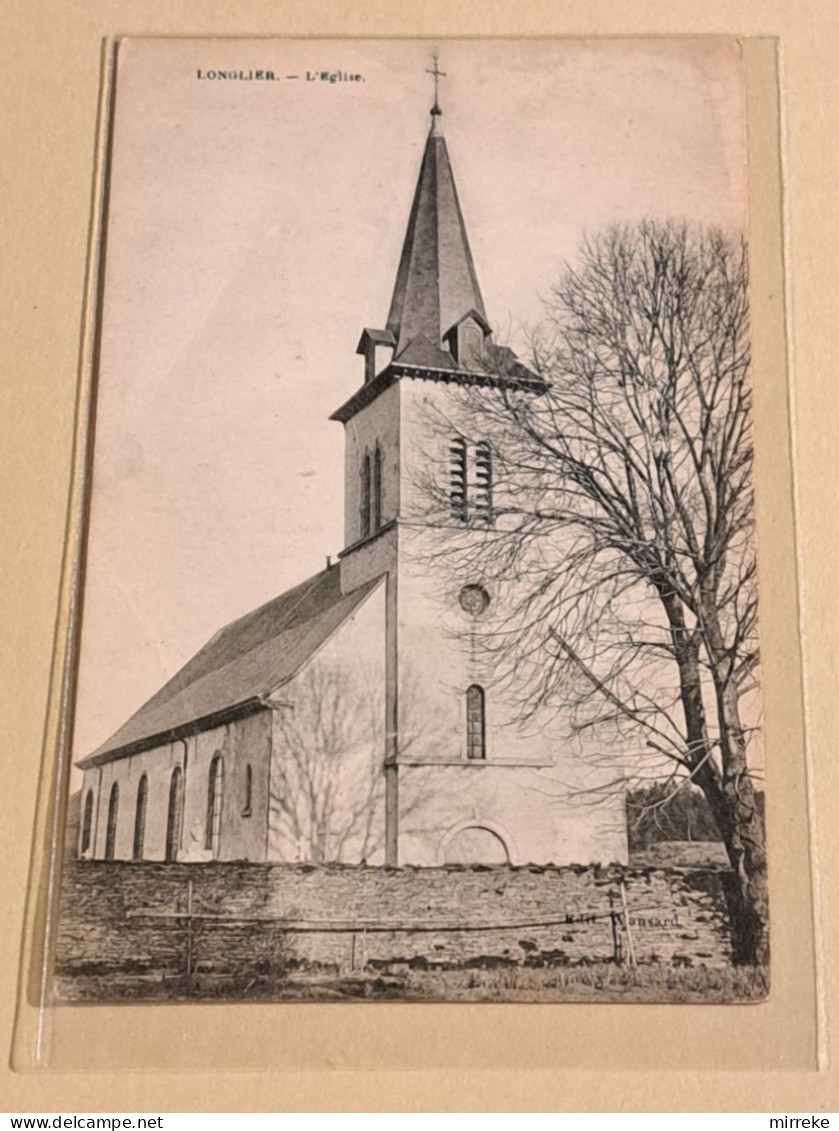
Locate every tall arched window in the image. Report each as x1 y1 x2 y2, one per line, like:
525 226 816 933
104 782 120 860
165 765 183 863
360 452 372 538
466 685 486 760
206 754 224 856
243 763 253 816
372 444 383 531
133 774 148 860
80 789 94 855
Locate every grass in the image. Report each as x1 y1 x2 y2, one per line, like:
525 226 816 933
400 961 768 1003
53 960 769 1004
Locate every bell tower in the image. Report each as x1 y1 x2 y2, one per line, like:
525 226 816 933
331 74 543 865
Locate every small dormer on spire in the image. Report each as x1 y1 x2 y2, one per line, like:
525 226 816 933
442 308 492 370
357 327 396 384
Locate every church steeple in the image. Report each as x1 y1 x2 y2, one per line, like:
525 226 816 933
335 75 542 425
385 87 490 359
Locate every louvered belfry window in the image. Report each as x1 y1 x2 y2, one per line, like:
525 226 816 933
450 436 468 520
450 436 493 524
466 685 486 760
473 440 493 522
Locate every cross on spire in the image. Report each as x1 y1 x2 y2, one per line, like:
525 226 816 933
426 52 446 118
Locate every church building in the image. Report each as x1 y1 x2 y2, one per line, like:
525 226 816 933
76 91 629 869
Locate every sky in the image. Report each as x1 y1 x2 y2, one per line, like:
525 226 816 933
72 37 748 771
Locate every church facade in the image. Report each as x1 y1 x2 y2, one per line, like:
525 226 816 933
76 99 629 869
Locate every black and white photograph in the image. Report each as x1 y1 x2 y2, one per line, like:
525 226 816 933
54 37 767 1005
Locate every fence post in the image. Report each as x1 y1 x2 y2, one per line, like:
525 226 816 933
619 879 637 967
185 878 194 984
609 890 622 965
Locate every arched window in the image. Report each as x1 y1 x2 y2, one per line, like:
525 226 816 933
243 763 253 816
372 444 383 531
104 782 120 860
474 441 493 523
450 436 468 520
80 789 94 855
165 765 183 863
466 685 486 760
133 774 148 860
360 452 372 538
206 754 224 856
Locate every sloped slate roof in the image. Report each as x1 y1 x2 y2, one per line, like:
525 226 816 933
394 332 457 371
79 568 382 766
356 327 396 351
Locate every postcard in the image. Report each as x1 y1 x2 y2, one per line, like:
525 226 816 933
53 36 767 1005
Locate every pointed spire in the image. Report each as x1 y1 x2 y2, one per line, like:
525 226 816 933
385 75 490 359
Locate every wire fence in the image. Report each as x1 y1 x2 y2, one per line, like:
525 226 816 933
124 877 653 982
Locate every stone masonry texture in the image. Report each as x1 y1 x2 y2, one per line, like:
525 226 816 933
54 860 732 995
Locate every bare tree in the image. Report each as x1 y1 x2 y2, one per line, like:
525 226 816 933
415 221 766 964
269 664 427 864
626 781 729 849
270 665 385 863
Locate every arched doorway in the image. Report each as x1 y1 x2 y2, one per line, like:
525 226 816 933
440 822 512 865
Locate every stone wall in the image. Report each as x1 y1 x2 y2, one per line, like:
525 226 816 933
55 859 732 997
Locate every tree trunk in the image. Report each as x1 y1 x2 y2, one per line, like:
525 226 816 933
663 589 768 965
698 589 769 966
693 756 768 965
